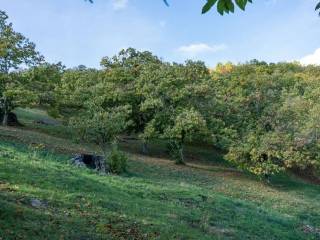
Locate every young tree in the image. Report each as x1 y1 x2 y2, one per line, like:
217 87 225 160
0 11 43 125
71 103 132 172
56 61 133 172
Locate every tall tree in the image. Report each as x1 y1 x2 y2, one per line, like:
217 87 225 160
0 11 43 125
100 48 161 135
137 61 216 164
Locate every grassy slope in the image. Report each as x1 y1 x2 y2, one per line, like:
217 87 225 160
0 109 319 240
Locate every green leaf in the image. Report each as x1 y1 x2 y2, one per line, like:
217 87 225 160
217 0 226 15
202 0 218 14
226 0 235 13
235 0 246 11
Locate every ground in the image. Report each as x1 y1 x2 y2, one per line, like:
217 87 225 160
0 108 319 240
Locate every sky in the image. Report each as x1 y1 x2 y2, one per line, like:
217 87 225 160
1 0 320 68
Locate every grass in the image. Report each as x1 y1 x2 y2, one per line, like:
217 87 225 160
0 109 320 239
13 108 73 139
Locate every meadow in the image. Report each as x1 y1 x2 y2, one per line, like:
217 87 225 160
0 109 319 240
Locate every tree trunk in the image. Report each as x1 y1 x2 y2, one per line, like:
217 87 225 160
169 140 185 165
176 143 185 165
2 110 8 126
180 144 184 163
2 97 8 126
142 141 148 154
100 143 111 173
176 133 186 165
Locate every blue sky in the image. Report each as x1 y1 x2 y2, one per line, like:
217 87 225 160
1 0 320 68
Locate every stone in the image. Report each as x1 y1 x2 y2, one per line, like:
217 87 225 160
34 118 60 126
0 112 22 126
30 198 47 208
71 154 108 173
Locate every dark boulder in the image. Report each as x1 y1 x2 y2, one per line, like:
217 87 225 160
71 154 107 173
0 112 22 126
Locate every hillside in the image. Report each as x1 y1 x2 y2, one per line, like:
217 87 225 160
0 109 319 240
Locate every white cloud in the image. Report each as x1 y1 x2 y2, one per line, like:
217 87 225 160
112 0 128 10
177 43 227 56
300 48 320 65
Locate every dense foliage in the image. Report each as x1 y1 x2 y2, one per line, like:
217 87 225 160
213 62 320 177
0 11 44 125
54 51 320 177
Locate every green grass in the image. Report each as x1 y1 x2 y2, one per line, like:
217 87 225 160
13 108 73 139
0 109 320 239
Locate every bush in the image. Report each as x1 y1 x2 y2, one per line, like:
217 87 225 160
108 146 128 174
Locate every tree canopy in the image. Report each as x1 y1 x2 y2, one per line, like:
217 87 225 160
0 11 43 125
52 48 320 178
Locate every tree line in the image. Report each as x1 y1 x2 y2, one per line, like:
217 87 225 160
1 10 319 178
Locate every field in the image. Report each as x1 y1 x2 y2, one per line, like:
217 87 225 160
0 109 320 240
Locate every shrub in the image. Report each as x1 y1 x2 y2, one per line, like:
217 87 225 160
108 146 128 174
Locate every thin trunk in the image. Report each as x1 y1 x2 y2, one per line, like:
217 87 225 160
2 110 8 126
142 141 148 154
178 143 184 164
2 97 8 126
99 143 110 173
174 140 185 165
177 132 186 165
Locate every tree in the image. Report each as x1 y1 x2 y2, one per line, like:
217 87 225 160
70 99 132 172
214 62 320 177
56 66 100 118
137 60 217 164
23 62 64 116
0 72 39 125
100 48 161 135
0 11 43 125
56 60 135 172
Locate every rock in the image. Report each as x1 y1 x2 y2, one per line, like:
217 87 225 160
30 198 47 208
71 154 87 168
34 118 60 126
71 154 108 173
0 112 23 126
302 224 320 236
